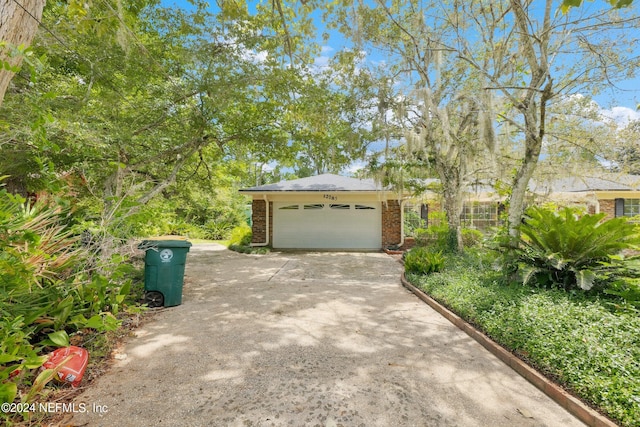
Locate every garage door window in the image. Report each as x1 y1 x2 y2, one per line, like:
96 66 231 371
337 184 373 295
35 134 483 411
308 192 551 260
355 204 376 210
330 204 350 210
279 205 298 210
304 204 324 210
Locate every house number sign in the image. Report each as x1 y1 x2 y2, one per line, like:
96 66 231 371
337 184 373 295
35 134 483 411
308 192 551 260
323 194 338 201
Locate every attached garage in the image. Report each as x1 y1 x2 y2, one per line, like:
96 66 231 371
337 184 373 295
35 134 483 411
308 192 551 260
273 201 381 249
239 174 405 251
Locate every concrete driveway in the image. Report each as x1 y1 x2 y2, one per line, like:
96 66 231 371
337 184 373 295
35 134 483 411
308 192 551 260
70 244 584 426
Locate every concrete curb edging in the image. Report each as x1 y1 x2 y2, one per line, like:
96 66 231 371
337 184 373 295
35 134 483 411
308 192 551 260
400 273 618 427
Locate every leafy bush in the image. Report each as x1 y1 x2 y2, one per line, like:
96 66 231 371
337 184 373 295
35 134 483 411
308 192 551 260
604 277 640 312
413 212 449 248
202 220 235 240
461 228 483 248
228 224 252 246
404 209 426 236
514 206 640 291
227 224 269 254
413 212 485 251
404 247 445 275
0 187 139 418
414 228 449 251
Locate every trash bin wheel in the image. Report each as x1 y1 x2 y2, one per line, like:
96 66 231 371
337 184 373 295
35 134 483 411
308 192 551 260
145 291 164 308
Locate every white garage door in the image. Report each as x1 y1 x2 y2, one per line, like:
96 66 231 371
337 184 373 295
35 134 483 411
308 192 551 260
273 202 382 249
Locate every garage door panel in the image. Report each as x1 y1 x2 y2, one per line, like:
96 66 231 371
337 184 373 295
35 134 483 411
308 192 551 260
273 202 381 249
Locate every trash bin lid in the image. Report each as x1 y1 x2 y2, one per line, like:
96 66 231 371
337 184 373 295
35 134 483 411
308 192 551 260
138 236 193 248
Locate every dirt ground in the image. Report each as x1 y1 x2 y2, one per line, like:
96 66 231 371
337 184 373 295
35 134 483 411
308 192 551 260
66 243 585 427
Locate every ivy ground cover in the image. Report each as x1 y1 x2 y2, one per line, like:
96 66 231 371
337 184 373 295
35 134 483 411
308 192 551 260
407 256 640 427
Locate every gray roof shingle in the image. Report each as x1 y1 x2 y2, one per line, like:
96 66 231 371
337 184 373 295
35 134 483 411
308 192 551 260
532 174 640 193
239 173 386 192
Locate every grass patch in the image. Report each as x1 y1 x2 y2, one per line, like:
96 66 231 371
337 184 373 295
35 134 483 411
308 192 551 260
407 254 640 427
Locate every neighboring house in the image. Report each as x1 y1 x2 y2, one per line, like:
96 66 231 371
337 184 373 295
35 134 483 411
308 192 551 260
530 174 640 220
239 174 406 250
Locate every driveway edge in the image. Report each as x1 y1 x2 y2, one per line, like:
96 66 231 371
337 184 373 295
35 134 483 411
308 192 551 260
400 273 617 427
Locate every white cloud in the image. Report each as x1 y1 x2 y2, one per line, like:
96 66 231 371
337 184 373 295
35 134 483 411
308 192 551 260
241 49 268 64
600 106 640 125
261 162 276 173
563 94 640 126
344 160 366 176
313 45 335 70
314 55 330 69
321 45 334 54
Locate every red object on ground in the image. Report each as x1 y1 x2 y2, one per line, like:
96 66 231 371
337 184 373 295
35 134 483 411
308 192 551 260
43 346 89 388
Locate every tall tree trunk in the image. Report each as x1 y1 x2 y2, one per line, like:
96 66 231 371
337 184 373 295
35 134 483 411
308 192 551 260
507 134 541 240
0 0 45 109
506 81 552 242
504 0 553 243
436 161 464 252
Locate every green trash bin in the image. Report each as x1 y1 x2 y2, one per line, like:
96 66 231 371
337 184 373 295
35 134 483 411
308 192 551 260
139 237 192 307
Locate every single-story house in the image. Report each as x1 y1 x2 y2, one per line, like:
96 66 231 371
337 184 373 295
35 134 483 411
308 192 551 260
239 174 406 250
240 173 640 250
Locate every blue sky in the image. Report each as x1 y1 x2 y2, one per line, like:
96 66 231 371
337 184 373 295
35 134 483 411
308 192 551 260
157 0 640 177
161 0 640 124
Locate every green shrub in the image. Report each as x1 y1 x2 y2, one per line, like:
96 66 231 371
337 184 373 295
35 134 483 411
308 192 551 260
414 212 450 247
515 206 640 291
0 187 138 418
404 247 445 275
228 224 252 246
461 228 483 248
413 228 433 246
414 213 483 252
604 278 640 312
414 228 449 250
404 209 426 236
202 220 234 240
169 220 207 239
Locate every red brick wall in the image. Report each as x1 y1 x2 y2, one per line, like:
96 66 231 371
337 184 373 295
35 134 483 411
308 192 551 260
382 200 402 248
251 199 266 244
599 199 615 220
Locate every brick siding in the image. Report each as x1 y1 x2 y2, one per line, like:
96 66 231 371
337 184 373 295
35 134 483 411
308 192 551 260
251 199 267 244
599 199 615 220
382 200 402 248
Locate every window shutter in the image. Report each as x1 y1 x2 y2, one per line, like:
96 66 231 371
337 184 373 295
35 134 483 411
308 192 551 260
420 204 428 227
615 198 625 217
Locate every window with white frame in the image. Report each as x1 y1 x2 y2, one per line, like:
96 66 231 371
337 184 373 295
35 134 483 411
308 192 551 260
460 202 499 229
624 199 640 217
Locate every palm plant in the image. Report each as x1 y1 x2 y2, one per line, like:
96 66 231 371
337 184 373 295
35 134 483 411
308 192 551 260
515 207 640 290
